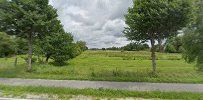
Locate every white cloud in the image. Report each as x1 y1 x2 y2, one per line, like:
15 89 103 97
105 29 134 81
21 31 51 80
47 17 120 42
49 0 133 48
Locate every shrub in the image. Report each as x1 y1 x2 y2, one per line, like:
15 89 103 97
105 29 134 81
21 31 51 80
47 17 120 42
0 32 16 57
165 44 176 53
21 56 37 63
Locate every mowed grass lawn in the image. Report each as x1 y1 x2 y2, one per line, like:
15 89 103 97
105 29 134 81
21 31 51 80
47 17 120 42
0 50 203 83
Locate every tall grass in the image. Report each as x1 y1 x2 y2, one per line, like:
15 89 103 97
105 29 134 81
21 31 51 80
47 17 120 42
0 50 202 83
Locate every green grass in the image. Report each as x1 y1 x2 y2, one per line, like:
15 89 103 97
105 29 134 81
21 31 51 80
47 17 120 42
0 85 203 100
0 50 203 83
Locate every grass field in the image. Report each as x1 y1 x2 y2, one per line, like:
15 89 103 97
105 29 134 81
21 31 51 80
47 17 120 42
0 50 203 83
0 85 203 100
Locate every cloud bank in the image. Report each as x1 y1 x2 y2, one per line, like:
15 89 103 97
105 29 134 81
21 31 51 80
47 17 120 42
49 0 133 48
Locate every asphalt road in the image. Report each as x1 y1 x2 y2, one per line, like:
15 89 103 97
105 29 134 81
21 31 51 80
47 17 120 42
0 78 203 93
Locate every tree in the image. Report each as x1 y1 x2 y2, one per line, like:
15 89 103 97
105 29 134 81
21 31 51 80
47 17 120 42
69 41 88 58
0 32 15 57
124 0 194 73
35 30 86 65
33 19 66 63
157 38 164 52
76 41 88 51
34 18 85 64
0 0 58 71
49 33 75 65
183 0 203 71
35 32 74 64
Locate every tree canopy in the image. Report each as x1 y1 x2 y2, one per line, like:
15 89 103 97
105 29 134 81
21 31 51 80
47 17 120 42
124 0 194 73
183 0 203 71
0 0 63 71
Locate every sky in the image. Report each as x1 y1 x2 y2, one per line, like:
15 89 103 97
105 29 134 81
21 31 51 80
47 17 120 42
49 0 133 48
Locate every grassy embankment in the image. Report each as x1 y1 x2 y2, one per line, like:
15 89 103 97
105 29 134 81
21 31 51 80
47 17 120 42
0 50 202 83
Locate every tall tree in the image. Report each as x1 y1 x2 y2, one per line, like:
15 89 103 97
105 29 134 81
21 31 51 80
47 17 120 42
124 0 194 73
0 0 58 71
46 33 74 65
34 19 66 63
183 0 203 71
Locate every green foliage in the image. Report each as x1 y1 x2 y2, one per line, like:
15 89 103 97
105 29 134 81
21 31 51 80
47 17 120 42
21 55 37 63
0 0 57 37
15 38 28 55
0 0 59 71
76 41 88 51
105 43 149 51
1 0 87 65
36 32 74 65
0 32 16 57
124 0 194 41
124 0 194 72
122 42 149 51
183 27 203 70
165 44 176 53
0 32 28 57
50 33 74 65
69 41 88 58
165 36 183 53
35 32 87 65
106 47 120 51
183 0 203 71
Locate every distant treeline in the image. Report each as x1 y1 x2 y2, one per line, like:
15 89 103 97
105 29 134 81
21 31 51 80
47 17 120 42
90 42 149 51
90 35 184 53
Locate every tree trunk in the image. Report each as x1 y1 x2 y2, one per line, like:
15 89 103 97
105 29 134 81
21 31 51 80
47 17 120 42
150 38 156 73
27 33 33 72
45 55 50 63
14 55 17 67
158 38 164 53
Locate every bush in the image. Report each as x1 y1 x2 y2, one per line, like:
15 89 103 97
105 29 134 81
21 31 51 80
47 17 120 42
21 56 37 63
35 33 88 64
0 32 16 57
35 32 75 65
51 53 71 66
122 42 149 51
164 36 183 53
165 44 176 53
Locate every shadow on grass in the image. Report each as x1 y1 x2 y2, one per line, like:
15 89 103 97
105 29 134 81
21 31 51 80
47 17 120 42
50 62 68 67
